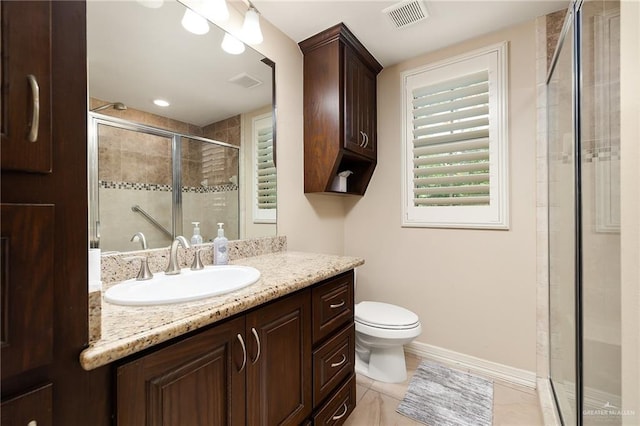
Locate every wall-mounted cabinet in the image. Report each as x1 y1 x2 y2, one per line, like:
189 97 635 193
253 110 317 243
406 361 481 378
299 23 382 195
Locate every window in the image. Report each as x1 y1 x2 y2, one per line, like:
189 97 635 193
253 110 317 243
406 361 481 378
252 113 276 223
401 42 509 229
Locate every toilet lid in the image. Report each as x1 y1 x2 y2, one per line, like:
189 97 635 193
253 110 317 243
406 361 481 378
355 301 420 330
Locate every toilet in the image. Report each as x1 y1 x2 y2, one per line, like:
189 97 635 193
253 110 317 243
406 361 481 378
354 301 422 383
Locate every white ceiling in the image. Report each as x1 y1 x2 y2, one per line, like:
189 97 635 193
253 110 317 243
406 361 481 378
253 0 568 67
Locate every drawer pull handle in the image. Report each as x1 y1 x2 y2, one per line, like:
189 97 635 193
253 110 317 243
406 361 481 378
331 354 347 368
332 402 348 421
27 74 40 142
329 300 345 309
237 334 247 372
250 327 261 364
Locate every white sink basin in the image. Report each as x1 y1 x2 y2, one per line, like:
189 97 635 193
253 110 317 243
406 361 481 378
104 265 261 306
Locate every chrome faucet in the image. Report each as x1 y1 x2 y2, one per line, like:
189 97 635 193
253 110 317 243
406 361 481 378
130 232 148 250
165 236 191 275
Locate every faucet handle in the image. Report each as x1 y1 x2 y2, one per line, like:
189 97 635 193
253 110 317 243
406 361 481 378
191 249 204 271
125 256 154 281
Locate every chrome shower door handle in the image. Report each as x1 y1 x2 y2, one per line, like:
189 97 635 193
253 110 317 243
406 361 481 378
237 334 247 372
250 327 261 364
27 74 40 142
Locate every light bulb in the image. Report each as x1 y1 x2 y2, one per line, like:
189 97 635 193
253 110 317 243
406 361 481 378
181 9 209 35
241 7 263 45
221 33 245 55
153 99 170 107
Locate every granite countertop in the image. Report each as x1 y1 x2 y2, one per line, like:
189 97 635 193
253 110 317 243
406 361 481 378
80 251 364 370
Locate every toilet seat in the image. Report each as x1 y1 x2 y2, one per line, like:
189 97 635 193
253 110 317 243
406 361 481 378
355 301 420 330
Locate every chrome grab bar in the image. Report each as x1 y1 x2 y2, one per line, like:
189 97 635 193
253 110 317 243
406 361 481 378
131 204 172 238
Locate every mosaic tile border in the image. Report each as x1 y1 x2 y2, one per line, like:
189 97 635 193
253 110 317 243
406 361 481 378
99 180 238 193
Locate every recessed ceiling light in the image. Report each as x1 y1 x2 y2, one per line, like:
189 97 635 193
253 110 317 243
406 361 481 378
153 99 170 107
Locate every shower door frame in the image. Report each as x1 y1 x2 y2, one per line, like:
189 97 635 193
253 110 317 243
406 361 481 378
88 113 240 249
546 0 584 424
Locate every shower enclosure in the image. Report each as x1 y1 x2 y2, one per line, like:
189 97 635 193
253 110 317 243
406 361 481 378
547 0 621 424
88 114 240 252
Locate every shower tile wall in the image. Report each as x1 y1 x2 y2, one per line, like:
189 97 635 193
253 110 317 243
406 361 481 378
93 98 240 251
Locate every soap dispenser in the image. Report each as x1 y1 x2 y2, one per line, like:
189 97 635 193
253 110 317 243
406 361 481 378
213 223 228 265
191 222 203 244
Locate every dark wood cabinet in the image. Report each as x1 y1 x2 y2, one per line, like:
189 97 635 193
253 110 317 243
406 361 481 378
300 23 382 195
1 1 52 173
1 2 112 425
117 290 312 426
246 290 312 425
1 383 53 426
0 204 55 380
115 272 356 426
117 317 246 426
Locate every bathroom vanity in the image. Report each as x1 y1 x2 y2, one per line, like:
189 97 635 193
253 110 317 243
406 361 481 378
82 250 362 425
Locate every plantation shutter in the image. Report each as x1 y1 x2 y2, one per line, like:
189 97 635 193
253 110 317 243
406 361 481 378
256 124 276 211
411 70 491 206
402 42 508 229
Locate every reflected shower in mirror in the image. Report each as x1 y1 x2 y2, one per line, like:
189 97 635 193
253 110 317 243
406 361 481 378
87 0 276 251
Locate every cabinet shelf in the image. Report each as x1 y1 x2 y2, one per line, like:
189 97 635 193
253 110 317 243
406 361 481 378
300 23 382 196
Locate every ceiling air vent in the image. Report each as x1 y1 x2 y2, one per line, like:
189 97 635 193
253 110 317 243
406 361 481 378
383 0 429 29
228 73 263 89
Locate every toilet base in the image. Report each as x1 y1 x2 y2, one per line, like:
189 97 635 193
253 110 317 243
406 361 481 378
354 345 408 383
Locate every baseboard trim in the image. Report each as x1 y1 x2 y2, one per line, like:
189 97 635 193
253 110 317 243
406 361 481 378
405 341 537 389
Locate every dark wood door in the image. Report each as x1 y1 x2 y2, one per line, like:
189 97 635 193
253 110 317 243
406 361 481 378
1 383 53 426
0 204 54 380
343 46 376 161
117 317 246 426
246 290 312 426
1 1 52 173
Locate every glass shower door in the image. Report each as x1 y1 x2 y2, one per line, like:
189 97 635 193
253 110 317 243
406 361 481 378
548 8 578 425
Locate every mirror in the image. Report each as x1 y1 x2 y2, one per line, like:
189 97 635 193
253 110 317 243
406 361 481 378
87 0 276 252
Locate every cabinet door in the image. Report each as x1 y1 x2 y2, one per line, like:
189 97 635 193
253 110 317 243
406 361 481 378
0 204 54 380
1 383 53 426
1 1 52 173
117 317 246 426
246 290 312 425
343 46 376 161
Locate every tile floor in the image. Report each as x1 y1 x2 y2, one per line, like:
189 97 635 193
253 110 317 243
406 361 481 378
344 353 544 426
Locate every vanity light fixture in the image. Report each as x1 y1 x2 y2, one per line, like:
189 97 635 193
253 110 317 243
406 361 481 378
221 33 245 55
206 0 229 22
241 4 263 45
181 8 210 35
153 99 170 107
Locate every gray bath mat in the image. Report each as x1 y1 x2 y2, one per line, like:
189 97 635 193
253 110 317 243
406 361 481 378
396 360 493 426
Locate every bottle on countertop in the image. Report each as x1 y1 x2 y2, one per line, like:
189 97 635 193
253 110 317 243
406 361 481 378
213 222 228 265
190 222 203 244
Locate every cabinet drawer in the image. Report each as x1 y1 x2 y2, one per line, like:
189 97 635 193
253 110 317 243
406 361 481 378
312 272 354 345
312 374 355 426
1 383 53 426
313 324 354 407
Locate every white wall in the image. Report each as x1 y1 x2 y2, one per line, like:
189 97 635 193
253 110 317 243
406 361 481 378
344 20 539 372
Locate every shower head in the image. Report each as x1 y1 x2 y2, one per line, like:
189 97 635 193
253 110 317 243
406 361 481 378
90 102 127 112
